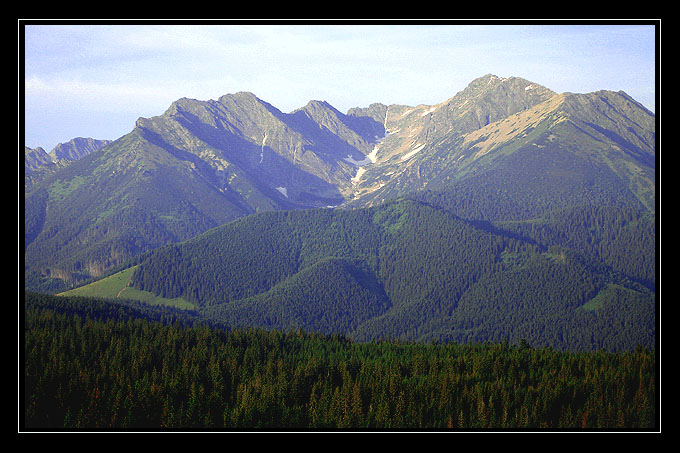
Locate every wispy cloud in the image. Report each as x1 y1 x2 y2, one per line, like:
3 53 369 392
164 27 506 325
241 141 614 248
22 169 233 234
25 75 175 114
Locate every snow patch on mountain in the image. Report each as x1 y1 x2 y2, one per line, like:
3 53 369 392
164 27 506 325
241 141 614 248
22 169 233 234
344 154 372 166
401 143 426 161
367 144 380 163
351 167 367 184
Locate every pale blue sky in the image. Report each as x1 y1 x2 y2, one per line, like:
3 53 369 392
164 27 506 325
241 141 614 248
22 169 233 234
23 22 657 152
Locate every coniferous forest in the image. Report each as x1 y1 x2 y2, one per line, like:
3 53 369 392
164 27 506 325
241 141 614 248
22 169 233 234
23 293 656 431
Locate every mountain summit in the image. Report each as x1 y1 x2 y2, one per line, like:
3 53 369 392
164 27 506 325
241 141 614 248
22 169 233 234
24 138 111 189
348 76 655 219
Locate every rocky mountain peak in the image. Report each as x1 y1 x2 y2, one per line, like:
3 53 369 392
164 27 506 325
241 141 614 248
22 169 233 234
49 137 112 161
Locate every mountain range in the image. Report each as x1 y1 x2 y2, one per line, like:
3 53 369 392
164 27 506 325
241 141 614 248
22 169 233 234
23 74 657 350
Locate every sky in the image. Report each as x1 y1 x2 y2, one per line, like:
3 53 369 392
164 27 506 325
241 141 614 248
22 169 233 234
22 21 657 152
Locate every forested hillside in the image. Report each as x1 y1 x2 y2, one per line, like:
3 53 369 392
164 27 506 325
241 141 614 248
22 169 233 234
24 293 656 430
128 199 654 351
491 205 656 291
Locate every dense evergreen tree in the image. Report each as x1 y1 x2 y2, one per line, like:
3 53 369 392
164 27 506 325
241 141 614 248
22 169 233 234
24 293 656 431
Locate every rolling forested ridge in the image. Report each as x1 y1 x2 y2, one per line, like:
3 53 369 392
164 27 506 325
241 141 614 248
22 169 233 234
129 199 655 352
22 73 658 431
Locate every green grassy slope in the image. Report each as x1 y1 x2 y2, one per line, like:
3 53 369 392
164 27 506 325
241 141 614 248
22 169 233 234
59 266 194 310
